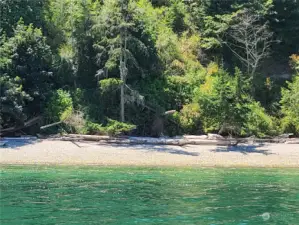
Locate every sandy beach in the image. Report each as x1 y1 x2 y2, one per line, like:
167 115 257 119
0 139 298 167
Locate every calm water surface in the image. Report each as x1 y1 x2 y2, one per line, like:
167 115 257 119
1 166 299 225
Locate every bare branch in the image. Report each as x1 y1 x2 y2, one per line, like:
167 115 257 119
224 10 273 78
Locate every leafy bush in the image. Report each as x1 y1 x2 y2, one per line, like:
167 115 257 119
280 75 299 135
0 75 32 128
194 67 277 137
45 89 73 122
194 68 246 134
290 54 299 73
83 121 105 135
193 73 220 133
79 118 136 136
243 102 278 137
71 88 84 109
172 103 202 134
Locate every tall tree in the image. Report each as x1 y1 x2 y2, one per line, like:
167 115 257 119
0 0 45 35
119 0 129 122
0 20 54 128
93 0 145 122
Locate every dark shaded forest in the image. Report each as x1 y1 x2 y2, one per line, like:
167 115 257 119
0 0 298 137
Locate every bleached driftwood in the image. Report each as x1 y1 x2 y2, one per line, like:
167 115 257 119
61 134 235 146
59 133 299 146
40 121 63 130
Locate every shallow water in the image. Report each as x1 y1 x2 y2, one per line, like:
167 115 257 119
1 166 299 225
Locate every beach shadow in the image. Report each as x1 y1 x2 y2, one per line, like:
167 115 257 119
135 145 200 156
0 138 38 149
211 144 273 155
95 143 200 156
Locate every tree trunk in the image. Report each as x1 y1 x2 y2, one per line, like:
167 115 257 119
119 0 128 122
120 83 125 122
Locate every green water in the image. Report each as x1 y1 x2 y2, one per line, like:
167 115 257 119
1 166 299 225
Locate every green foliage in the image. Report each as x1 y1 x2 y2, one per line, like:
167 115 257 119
290 54 299 74
0 75 31 127
1 0 296 137
172 103 202 134
0 0 46 35
280 75 299 134
1 20 54 104
0 20 54 128
268 0 299 58
71 88 84 109
45 89 73 122
104 119 136 136
83 121 105 135
81 117 136 136
139 75 194 113
244 102 278 137
93 0 146 76
99 78 123 93
74 118 136 136
194 67 276 137
194 68 243 133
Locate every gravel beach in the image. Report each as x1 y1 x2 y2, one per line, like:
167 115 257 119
1 140 299 167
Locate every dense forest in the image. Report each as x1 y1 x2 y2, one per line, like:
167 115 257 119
0 0 298 137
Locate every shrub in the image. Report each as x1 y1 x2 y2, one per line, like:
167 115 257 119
290 54 299 73
243 102 278 137
0 75 31 128
71 88 84 109
172 103 202 134
104 119 136 136
193 74 220 133
83 121 105 135
193 67 277 137
80 118 136 136
45 89 73 122
280 75 299 135
194 68 245 134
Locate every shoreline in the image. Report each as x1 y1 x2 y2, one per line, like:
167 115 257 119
2 163 299 169
1 140 299 168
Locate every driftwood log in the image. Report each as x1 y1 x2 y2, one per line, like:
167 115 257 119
61 134 237 146
57 134 298 146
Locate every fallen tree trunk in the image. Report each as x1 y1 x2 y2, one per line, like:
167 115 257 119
64 134 123 141
40 121 63 130
0 116 42 136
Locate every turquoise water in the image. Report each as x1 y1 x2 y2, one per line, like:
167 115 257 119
1 166 299 225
